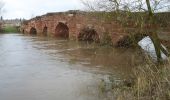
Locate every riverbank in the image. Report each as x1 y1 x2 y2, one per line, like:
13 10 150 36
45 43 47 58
100 58 170 100
1 25 20 33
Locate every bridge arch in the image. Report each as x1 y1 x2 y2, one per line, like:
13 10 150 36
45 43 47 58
78 27 99 42
30 27 37 35
22 29 25 34
43 26 48 36
55 22 69 38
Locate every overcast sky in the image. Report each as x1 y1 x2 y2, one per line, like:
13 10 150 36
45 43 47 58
2 0 84 19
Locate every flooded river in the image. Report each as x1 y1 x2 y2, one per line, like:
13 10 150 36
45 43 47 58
0 34 143 100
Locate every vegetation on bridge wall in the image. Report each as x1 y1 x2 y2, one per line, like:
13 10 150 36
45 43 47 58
78 27 99 42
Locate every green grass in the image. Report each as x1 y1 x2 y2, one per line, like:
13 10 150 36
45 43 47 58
2 26 19 33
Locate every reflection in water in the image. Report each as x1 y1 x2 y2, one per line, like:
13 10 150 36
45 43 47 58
0 34 144 100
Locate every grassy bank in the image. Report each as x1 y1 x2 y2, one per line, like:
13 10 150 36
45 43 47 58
101 58 170 100
2 26 19 33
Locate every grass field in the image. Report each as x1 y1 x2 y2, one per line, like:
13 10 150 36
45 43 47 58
2 26 19 33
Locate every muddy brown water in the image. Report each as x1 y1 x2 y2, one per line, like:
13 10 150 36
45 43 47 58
0 34 143 100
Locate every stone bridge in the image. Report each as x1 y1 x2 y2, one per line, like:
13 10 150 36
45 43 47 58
21 10 127 45
21 10 170 46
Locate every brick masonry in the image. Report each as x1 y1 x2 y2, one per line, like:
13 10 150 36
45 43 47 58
21 10 170 46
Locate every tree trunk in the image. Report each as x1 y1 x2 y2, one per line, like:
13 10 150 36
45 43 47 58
145 0 163 62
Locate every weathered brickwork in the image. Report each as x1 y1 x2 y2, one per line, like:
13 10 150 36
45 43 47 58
21 11 170 46
21 11 127 45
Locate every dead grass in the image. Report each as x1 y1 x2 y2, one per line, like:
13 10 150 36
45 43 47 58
101 58 170 100
113 58 170 100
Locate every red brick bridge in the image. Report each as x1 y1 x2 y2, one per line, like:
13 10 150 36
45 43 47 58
21 10 170 46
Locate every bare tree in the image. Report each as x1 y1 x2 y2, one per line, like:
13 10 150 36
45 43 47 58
83 0 170 11
82 0 170 62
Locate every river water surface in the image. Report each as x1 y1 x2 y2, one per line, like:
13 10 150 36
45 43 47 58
0 34 143 100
